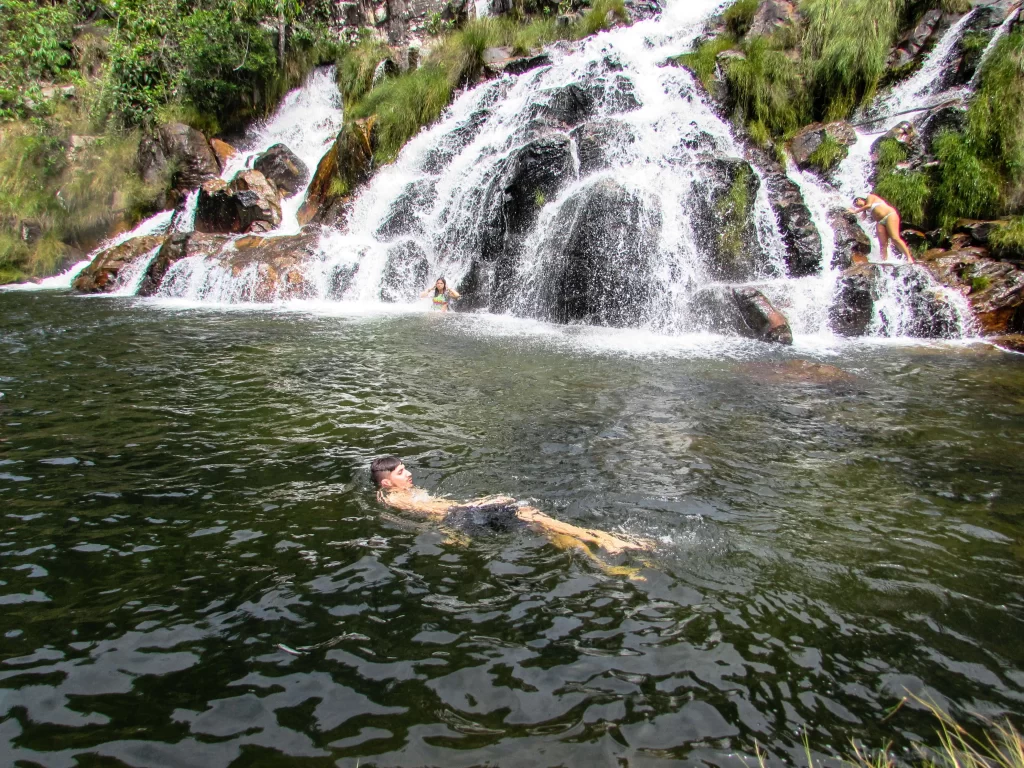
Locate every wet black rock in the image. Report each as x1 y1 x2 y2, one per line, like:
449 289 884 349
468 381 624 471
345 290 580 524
690 157 766 281
253 144 310 198
920 105 967 156
138 122 220 193
456 260 496 312
421 108 491 174
888 8 944 69
376 179 436 240
139 232 231 296
790 122 857 172
570 119 638 176
541 178 661 326
539 83 596 127
380 240 429 302
763 172 823 277
830 265 878 336
829 209 872 270
478 131 574 261
731 287 794 345
195 170 282 234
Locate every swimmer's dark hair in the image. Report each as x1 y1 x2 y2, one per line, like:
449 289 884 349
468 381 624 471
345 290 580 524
370 455 402 488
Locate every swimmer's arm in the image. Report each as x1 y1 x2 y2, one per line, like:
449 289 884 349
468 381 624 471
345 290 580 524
447 288 461 299
849 202 870 214
380 492 448 520
419 288 432 298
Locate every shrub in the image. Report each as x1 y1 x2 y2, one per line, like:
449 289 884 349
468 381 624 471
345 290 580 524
989 217 1024 259
802 0 906 121
337 37 394 107
932 130 1000 230
673 35 739 91
874 137 908 177
724 37 808 140
724 0 759 38
807 134 847 173
875 169 930 226
575 0 628 37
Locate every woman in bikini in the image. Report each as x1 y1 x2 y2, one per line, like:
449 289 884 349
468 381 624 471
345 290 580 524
850 194 916 264
420 277 460 311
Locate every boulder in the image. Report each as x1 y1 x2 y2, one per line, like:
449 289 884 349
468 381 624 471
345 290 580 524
380 240 429 302
731 287 793 344
455 260 497 312
920 105 967 156
748 0 796 38
539 83 596 127
421 108 490 174
297 119 375 226
953 219 1008 248
204 233 318 302
375 179 436 240
137 122 220 192
479 131 574 261
209 138 238 171
829 209 872 270
690 157 766 281
195 170 282 234
536 178 661 326
870 121 919 161
790 122 857 171
482 47 552 76
73 236 166 293
253 144 310 198
371 58 399 87
569 119 638 176
941 3 1013 88
888 8 944 69
921 249 1024 335
765 173 822 276
138 232 231 296
830 264 878 336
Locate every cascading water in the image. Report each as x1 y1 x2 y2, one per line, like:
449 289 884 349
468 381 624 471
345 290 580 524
218 66 344 235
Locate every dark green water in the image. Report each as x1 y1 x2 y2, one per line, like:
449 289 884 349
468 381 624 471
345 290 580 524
2 291 1023 767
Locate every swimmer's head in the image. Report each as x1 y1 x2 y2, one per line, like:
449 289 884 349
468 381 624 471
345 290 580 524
371 456 414 490
434 278 447 295
853 196 868 207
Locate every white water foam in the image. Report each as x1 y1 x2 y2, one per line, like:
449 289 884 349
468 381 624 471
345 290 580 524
110 245 163 296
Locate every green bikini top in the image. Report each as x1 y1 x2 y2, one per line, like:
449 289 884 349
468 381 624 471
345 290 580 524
432 292 449 306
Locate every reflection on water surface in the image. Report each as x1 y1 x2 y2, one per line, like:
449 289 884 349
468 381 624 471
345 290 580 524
1 292 1022 766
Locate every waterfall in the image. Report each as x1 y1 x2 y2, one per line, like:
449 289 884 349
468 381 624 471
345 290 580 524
0 209 175 293
110 245 164 296
219 66 344 236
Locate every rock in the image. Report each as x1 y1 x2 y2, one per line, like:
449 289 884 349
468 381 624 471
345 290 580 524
829 209 872 270
209 138 238 171
989 334 1024 353
922 249 1024 334
67 134 100 163
421 108 490 174
748 0 796 38
539 83 596 127
478 131 574 261
920 105 967 156
375 179 435 240
194 170 282 234
73 236 166 293
831 263 963 338
790 122 857 171
297 119 375 226
18 220 43 245
870 120 918 160
156 123 220 191
690 157 766 281
253 144 310 198
138 232 231 296
483 48 552 76
532 178 661 326
455 260 496 312
888 8 944 68
941 3 1012 88
569 119 638 176
766 173 822 276
731 287 793 344
830 264 878 336
195 233 318 301
903 228 927 248
953 219 1008 248
380 240 429 302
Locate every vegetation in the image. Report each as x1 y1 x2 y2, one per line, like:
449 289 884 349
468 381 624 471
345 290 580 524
723 36 808 143
716 165 753 266
338 2 626 166
806 133 846 173
990 217 1024 259
0 0 340 282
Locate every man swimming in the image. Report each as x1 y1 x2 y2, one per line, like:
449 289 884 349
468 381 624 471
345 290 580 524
370 456 648 555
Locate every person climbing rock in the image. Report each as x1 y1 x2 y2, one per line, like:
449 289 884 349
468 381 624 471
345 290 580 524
420 278 460 311
850 194 916 264
370 456 649 556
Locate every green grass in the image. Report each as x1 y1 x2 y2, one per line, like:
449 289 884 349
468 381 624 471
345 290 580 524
932 130 1001 231
724 0 759 38
966 31 1024 187
802 0 906 121
989 217 1024 258
724 36 808 141
716 164 753 264
806 133 847 173
875 169 930 226
874 137 908 176
673 35 739 91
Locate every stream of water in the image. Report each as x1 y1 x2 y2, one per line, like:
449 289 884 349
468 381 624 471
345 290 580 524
1 292 1023 766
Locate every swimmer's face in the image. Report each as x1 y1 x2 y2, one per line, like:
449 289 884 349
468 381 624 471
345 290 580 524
435 279 446 291
381 463 414 491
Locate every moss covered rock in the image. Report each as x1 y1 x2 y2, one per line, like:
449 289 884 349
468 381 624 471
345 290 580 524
73 235 166 293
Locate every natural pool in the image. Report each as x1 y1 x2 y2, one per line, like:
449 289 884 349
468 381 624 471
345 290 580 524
1 291 1022 766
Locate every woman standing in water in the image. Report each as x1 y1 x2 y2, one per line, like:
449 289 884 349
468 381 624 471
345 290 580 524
420 278 460 311
850 194 916 264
